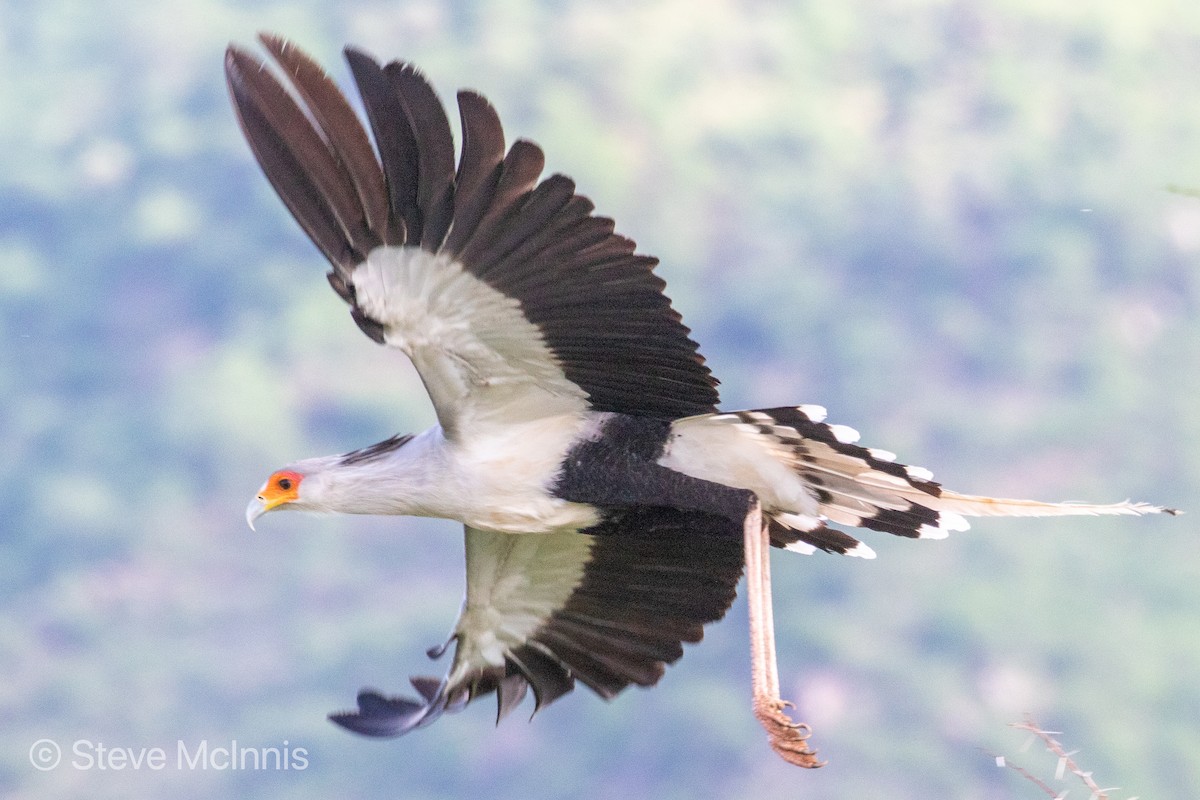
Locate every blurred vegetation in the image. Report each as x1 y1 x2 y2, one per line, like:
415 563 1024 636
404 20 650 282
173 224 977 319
2 0 1198 798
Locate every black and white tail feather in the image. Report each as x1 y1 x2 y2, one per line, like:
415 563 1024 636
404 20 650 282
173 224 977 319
688 405 1175 561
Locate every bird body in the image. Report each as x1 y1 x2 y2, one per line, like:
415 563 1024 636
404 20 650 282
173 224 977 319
250 386 1162 551
227 34 1175 765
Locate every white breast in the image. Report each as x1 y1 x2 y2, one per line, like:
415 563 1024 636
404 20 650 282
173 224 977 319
437 412 607 534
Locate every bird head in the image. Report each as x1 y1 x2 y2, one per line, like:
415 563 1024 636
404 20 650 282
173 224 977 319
246 468 306 529
245 434 423 529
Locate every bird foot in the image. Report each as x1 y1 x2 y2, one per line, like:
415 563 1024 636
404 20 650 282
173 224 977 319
753 696 825 768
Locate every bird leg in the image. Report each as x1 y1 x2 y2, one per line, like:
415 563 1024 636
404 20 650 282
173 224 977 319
744 499 825 768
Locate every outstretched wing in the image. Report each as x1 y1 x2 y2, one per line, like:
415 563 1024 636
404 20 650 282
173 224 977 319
225 35 718 435
329 509 744 736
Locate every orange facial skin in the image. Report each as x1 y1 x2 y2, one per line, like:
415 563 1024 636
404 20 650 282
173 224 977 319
247 470 305 529
257 470 303 512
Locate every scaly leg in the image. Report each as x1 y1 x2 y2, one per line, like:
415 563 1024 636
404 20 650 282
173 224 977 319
744 499 825 768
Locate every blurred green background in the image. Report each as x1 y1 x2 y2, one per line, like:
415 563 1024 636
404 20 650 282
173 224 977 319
3 0 1198 797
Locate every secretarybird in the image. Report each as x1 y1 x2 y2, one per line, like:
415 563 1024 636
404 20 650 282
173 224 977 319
226 34 1175 767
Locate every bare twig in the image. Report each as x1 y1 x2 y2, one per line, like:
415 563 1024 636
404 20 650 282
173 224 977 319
991 753 1061 798
990 716 1128 800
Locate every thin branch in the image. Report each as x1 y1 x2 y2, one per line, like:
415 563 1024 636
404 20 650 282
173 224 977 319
989 753 1062 798
991 716 1122 800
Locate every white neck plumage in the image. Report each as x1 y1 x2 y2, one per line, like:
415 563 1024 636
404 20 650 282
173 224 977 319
290 428 458 518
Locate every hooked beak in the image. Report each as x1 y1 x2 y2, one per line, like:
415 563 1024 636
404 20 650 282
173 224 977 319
245 496 267 531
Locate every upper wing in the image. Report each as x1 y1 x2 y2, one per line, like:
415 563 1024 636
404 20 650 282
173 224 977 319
224 35 719 435
329 509 743 737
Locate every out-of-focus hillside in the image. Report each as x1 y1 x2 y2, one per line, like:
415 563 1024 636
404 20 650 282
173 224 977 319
2 2 1197 798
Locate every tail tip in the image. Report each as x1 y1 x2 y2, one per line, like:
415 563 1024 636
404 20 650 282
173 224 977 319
1129 501 1181 516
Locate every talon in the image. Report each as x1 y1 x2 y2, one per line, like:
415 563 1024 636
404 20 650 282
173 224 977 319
759 697 805 729
753 696 825 767
769 735 826 769
777 741 818 758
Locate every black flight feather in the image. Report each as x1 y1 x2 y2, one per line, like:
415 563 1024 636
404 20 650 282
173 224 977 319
225 48 356 272
344 47 420 246
444 90 507 256
259 34 391 248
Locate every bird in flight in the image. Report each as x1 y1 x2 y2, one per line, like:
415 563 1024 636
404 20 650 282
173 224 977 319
226 34 1176 767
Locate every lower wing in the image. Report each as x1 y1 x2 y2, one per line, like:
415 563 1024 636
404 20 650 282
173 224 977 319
330 509 744 737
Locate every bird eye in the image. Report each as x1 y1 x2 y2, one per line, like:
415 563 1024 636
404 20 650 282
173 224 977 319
278 477 293 490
